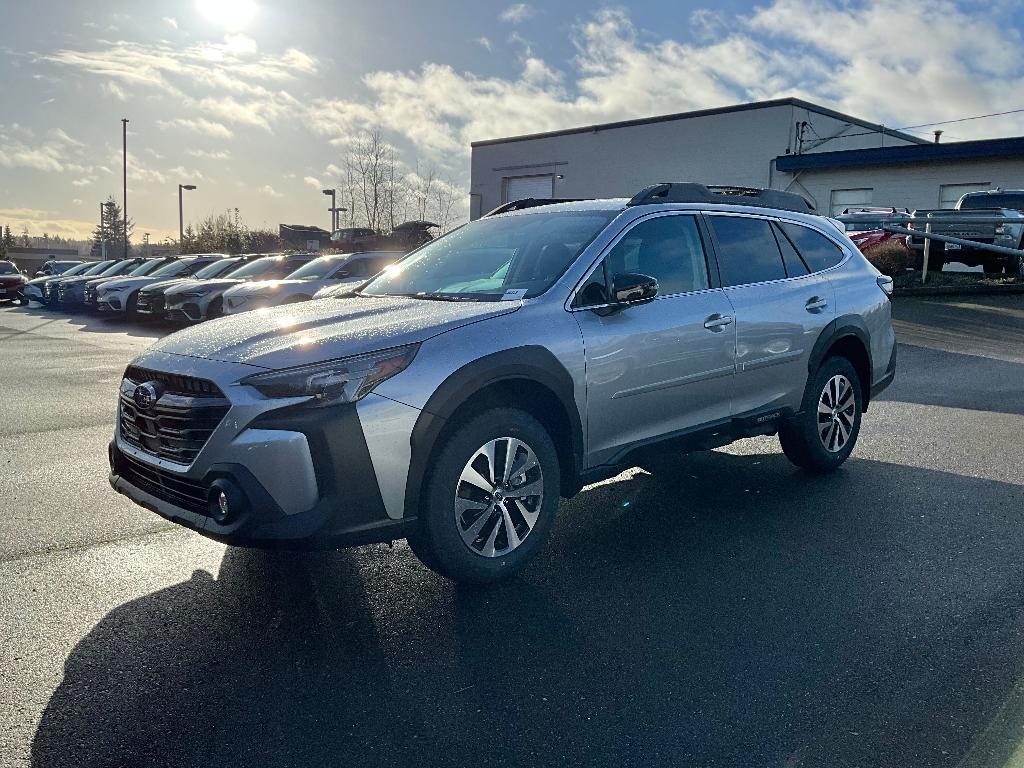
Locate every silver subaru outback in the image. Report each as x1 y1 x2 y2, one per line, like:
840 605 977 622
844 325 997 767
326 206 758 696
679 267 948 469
109 183 896 583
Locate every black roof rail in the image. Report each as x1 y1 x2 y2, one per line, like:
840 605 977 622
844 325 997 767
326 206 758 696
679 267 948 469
483 198 583 217
627 183 815 213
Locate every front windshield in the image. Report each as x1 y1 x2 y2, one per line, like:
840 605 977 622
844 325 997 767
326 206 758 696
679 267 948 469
0 262 17 275
361 210 616 300
128 260 166 276
285 256 344 281
81 260 116 276
56 263 91 277
194 258 240 279
228 257 304 280
102 260 144 277
148 259 196 278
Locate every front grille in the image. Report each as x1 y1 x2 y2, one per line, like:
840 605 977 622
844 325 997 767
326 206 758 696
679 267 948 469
125 366 225 397
44 283 59 301
118 452 210 515
136 291 164 314
119 368 229 464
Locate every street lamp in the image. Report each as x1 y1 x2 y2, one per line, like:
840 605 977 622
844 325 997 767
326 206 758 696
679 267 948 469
178 184 197 250
121 118 129 259
322 188 336 231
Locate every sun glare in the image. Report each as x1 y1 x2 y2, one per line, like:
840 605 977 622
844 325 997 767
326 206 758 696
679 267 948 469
196 0 258 31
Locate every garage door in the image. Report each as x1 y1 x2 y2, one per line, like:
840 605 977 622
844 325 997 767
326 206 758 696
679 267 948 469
505 175 554 202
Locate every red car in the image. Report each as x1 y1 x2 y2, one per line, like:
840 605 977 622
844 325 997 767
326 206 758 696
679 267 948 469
839 207 911 253
0 260 28 304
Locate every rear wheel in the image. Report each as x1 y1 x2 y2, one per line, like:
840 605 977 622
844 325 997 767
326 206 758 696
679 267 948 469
983 255 1003 274
407 408 560 584
779 356 863 473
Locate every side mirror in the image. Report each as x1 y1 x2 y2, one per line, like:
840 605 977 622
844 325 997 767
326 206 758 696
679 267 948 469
611 272 658 306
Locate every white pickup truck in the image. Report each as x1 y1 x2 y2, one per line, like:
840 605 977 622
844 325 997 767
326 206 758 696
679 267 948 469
909 189 1024 274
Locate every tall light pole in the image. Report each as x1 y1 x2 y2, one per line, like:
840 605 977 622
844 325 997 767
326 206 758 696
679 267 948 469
178 184 197 249
121 118 129 259
322 188 336 231
99 202 106 259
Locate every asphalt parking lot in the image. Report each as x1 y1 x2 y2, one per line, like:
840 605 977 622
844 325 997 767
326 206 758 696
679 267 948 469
2 297 1023 768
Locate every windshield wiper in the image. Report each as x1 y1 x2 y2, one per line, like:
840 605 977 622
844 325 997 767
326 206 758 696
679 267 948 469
373 292 478 302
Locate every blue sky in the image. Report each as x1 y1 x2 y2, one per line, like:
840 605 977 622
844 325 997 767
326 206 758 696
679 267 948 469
1 0 1023 242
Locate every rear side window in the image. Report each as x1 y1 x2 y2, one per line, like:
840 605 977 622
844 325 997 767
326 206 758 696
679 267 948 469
771 223 810 277
708 216 787 286
779 222 845 272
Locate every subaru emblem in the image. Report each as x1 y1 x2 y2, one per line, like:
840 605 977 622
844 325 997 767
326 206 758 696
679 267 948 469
133 382 161 410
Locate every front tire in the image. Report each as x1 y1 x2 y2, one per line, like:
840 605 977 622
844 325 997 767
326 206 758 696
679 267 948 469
407 408 560 584
779 356 863 473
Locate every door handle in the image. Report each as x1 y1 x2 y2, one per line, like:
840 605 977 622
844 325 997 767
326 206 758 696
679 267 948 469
805 296 829 312
703 314 734 331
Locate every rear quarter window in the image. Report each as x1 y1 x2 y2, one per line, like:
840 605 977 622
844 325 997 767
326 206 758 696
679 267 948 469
779 222 846 272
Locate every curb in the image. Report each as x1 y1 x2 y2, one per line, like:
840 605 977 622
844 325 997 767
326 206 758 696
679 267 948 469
894 283 1024 297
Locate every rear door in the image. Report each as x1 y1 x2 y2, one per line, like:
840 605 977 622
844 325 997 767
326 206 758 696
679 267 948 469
572 212 736 466
705 214 837 417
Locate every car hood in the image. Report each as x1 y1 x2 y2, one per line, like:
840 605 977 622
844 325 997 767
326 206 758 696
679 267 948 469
100 276 170 292
165 278 243 296
150 294 522 369
143 278 201 294
26 275 54 287
224 279 315 296
58 276 100 287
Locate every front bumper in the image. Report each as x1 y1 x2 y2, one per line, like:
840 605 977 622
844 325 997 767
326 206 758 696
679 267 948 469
136 293 165 316
97 295 126 313
108 385 419 549
165 299 205 322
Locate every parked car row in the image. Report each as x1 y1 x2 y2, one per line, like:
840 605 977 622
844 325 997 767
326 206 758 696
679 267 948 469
4 251 406 321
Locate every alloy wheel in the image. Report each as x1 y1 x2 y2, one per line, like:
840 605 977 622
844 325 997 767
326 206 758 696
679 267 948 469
454 436 544 557
817 374 857 452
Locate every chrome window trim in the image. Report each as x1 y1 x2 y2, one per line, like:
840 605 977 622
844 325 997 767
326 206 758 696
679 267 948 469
702 211 853 290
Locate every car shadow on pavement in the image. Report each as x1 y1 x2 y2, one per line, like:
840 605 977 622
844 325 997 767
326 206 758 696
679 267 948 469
3 304 168 340
31 449 1024 768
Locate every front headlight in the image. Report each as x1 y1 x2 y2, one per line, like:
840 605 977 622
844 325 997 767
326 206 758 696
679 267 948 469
239 344 419 405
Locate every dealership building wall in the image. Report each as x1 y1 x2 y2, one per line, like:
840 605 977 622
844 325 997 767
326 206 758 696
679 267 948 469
469 97 1024 219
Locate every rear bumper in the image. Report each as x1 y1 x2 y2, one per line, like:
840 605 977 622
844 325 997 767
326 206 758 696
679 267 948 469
870 344 897 400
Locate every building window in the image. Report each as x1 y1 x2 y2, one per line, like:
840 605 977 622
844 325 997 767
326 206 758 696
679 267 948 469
504 174 554 203
939 182 991 209
829 188 873 217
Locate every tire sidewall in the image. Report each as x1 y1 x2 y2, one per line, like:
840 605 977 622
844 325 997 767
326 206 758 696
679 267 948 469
419 408 560 583
798 357 863 469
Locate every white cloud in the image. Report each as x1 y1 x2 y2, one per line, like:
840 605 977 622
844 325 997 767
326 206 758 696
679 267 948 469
304 3 1024 167
72 198 83 205
157 117 234 139
304 176 322 190
162 17 178 30
260 184 282 197
100 81 127 100
71 177 94 187
186 148 231 160
0 125 87 172
476 36 493 52
500 4 534 23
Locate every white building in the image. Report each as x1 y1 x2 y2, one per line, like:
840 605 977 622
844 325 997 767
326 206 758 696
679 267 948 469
469 97 1024 218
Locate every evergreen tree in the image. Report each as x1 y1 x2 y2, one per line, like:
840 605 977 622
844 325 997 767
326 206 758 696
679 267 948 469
91 196 134 257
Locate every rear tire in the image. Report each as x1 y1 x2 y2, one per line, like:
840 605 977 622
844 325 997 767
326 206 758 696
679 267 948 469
779 356 863 473
407 408 560 584
983 256 1002 274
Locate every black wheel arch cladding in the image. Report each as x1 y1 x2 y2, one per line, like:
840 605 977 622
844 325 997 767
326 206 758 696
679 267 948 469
404 346 584 518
